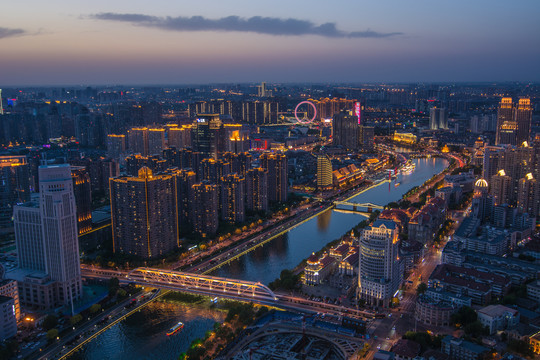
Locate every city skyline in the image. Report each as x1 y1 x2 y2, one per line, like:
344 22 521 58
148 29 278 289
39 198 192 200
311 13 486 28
1 0 540 85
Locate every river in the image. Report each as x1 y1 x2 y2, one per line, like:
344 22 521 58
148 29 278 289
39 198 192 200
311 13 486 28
70 156 448 360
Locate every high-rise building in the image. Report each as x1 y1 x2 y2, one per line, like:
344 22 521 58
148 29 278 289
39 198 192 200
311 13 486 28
257 82 269 97
490 170 512 205
71 166 92 235
0 156 30 232
482 146 505 182
242 101 279 124
245 168 268 212
224 152 252 177
200 158 230 184
125 154 168 177
13 165 83 308
260 153 288 203
110 167 179 259
358 126 375 151
516 98 533 146
496 97 533 146
174 169 196 233
128 127 149 155
0 89 3 115
317 155 333 188
333 110 359 150
221 174 245 224
0 295 17 340
0 277 20 321
471 178 494 223
168 126 192 149
192 181 219 237
107 134 126 161
147 128 166 156
517 173 539 217
429 107 448 130
192 114 222 159
358 219 402 308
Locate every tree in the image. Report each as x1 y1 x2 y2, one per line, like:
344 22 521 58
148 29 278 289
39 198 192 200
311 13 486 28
451 306 477 327
90 304 102 313
108 277 120 296
42 315 58 330
46 329 59 341
69 314 83 326
416 283 428 295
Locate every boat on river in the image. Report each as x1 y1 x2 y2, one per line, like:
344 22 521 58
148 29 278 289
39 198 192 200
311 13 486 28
166 322 184 336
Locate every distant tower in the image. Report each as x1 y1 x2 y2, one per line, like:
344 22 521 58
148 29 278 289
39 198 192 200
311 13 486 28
0 89 3 115
317 155 333 188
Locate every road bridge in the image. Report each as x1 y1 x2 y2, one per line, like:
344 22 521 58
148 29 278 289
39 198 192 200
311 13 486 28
333 201 384 209
127 268 278 301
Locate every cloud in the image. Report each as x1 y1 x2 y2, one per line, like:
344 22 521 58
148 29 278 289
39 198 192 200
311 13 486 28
89 13 402 38
0 27 25 39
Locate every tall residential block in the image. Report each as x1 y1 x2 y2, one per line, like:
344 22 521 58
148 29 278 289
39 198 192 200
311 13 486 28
260 152 288 203
496 97 532 146
110 167 179 259
147 128 166 156
245 168 268 212
221 174 245 224
333 110 359 150
192 181 219 238
106 134 126 160
128 127 149 155
358 219 402 308
192 114 222 159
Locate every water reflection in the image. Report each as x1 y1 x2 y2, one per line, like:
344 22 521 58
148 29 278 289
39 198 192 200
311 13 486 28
316 209 332 233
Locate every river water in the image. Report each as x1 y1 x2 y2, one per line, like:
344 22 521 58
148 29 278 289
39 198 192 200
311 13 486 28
71 156 448 360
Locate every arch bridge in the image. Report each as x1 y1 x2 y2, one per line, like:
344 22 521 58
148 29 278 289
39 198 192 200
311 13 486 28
127 268 278 301
333 201 384 209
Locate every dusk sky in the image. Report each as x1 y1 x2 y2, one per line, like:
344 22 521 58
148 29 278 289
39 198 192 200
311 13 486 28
2 0 540 85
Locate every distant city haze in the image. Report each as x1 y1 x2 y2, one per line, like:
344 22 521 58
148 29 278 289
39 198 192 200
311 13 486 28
1 0 539 85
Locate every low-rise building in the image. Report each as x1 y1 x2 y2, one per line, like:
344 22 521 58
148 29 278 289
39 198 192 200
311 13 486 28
441 336 489 360
0 278 20 320
477 305 520 335
303 253 336 285
390 339 421 360
425 288 472 308
0 295 17 340
526 280 540 304
415 295 456 327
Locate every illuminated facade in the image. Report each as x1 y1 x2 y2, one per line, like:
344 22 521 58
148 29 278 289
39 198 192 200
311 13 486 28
517 173 539 217
358 219 402 308
429 107 448 130
317 155 333 188
167 125 192 149
393 132 417 144
71 166 92 235
174 169 196 233
192 114 222 159
110 167 179 259
496 97 532 146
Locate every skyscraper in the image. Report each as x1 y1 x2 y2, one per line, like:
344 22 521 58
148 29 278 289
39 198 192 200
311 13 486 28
317 155 333 188
168 126 192 149
429 107 448 130
358 219 402 308
333 110 359 150
13 165 83 308
71 166 92 235
110 167 179 259
221 174 245 224
245 168 268 212
174 169 196 233
192 114 222 159
490 170 512 205
0 89 4 115
260 153 288 203
516 98 533 145
192 181 219 237
0 156 30 232
496 97 532 146
358 126 375 151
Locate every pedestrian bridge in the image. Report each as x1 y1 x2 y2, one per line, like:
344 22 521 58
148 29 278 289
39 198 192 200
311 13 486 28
127 268 278 301
333 201 384 209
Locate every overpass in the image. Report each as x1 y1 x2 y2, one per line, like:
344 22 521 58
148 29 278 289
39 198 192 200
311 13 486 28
127 268 278 301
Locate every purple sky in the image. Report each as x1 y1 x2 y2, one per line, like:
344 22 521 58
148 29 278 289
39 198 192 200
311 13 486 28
1 0 539 85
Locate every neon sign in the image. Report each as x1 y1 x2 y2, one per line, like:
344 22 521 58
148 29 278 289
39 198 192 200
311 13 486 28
355 101 361 124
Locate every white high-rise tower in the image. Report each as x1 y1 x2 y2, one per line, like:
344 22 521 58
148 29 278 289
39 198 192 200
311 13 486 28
13 164 82 309
0 89 4 115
